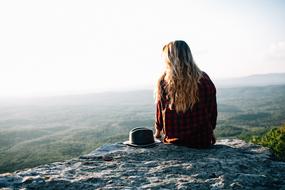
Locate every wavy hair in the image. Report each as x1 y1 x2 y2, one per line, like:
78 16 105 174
155 40 202 113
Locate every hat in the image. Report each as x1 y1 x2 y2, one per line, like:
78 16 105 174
123 127 161 148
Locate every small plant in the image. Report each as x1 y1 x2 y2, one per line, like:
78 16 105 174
251 124 285 161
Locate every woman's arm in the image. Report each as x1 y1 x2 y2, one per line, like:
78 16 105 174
154 100 163 138
210 92 217 129
154 129 162 138
205 73 217 130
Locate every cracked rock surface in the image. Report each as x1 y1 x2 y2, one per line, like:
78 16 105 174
0 139 284 189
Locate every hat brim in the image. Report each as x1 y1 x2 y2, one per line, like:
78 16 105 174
123 139 161 148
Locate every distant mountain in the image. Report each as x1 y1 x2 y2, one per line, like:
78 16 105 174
1 73 285 106
215 73 285 88
0 90 155 107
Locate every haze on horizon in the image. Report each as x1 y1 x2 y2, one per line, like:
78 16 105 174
1 0 285 98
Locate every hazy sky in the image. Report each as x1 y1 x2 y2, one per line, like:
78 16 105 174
1 0 285 97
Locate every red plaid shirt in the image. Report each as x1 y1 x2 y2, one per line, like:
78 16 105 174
155 72 217 148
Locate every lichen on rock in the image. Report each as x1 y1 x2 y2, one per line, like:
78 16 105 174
0 139 284 189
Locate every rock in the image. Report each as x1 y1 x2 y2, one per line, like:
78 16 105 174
0 139 284 189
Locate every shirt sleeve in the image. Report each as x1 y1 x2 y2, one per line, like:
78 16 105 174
155 100 163 131
209 92 217 129
204 73 218 130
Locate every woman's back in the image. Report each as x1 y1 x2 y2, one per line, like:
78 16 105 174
154 41 217 148
156 72 217 148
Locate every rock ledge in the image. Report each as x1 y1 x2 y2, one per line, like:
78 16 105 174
0 139 284 189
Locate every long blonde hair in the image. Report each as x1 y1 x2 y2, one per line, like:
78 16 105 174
156 40 202 113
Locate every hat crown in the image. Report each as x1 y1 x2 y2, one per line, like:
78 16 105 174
129 128 155 145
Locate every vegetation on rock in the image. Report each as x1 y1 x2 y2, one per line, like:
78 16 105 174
250 124 285 161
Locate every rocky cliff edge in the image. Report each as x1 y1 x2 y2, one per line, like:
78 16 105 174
0 139 284 190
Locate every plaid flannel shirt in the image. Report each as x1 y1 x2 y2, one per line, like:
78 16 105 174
155 72 217 148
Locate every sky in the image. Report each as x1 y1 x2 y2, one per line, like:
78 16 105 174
0 0 285 97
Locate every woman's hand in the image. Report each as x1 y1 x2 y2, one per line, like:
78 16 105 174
212 134 216 145
154 129 162 138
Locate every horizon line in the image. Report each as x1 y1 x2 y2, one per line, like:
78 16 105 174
0 72 285 99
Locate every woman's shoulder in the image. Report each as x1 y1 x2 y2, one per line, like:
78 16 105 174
200 71 213 82
200 71 216 93
201 71 210 79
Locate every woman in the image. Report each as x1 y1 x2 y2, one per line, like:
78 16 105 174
154 40 217 148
